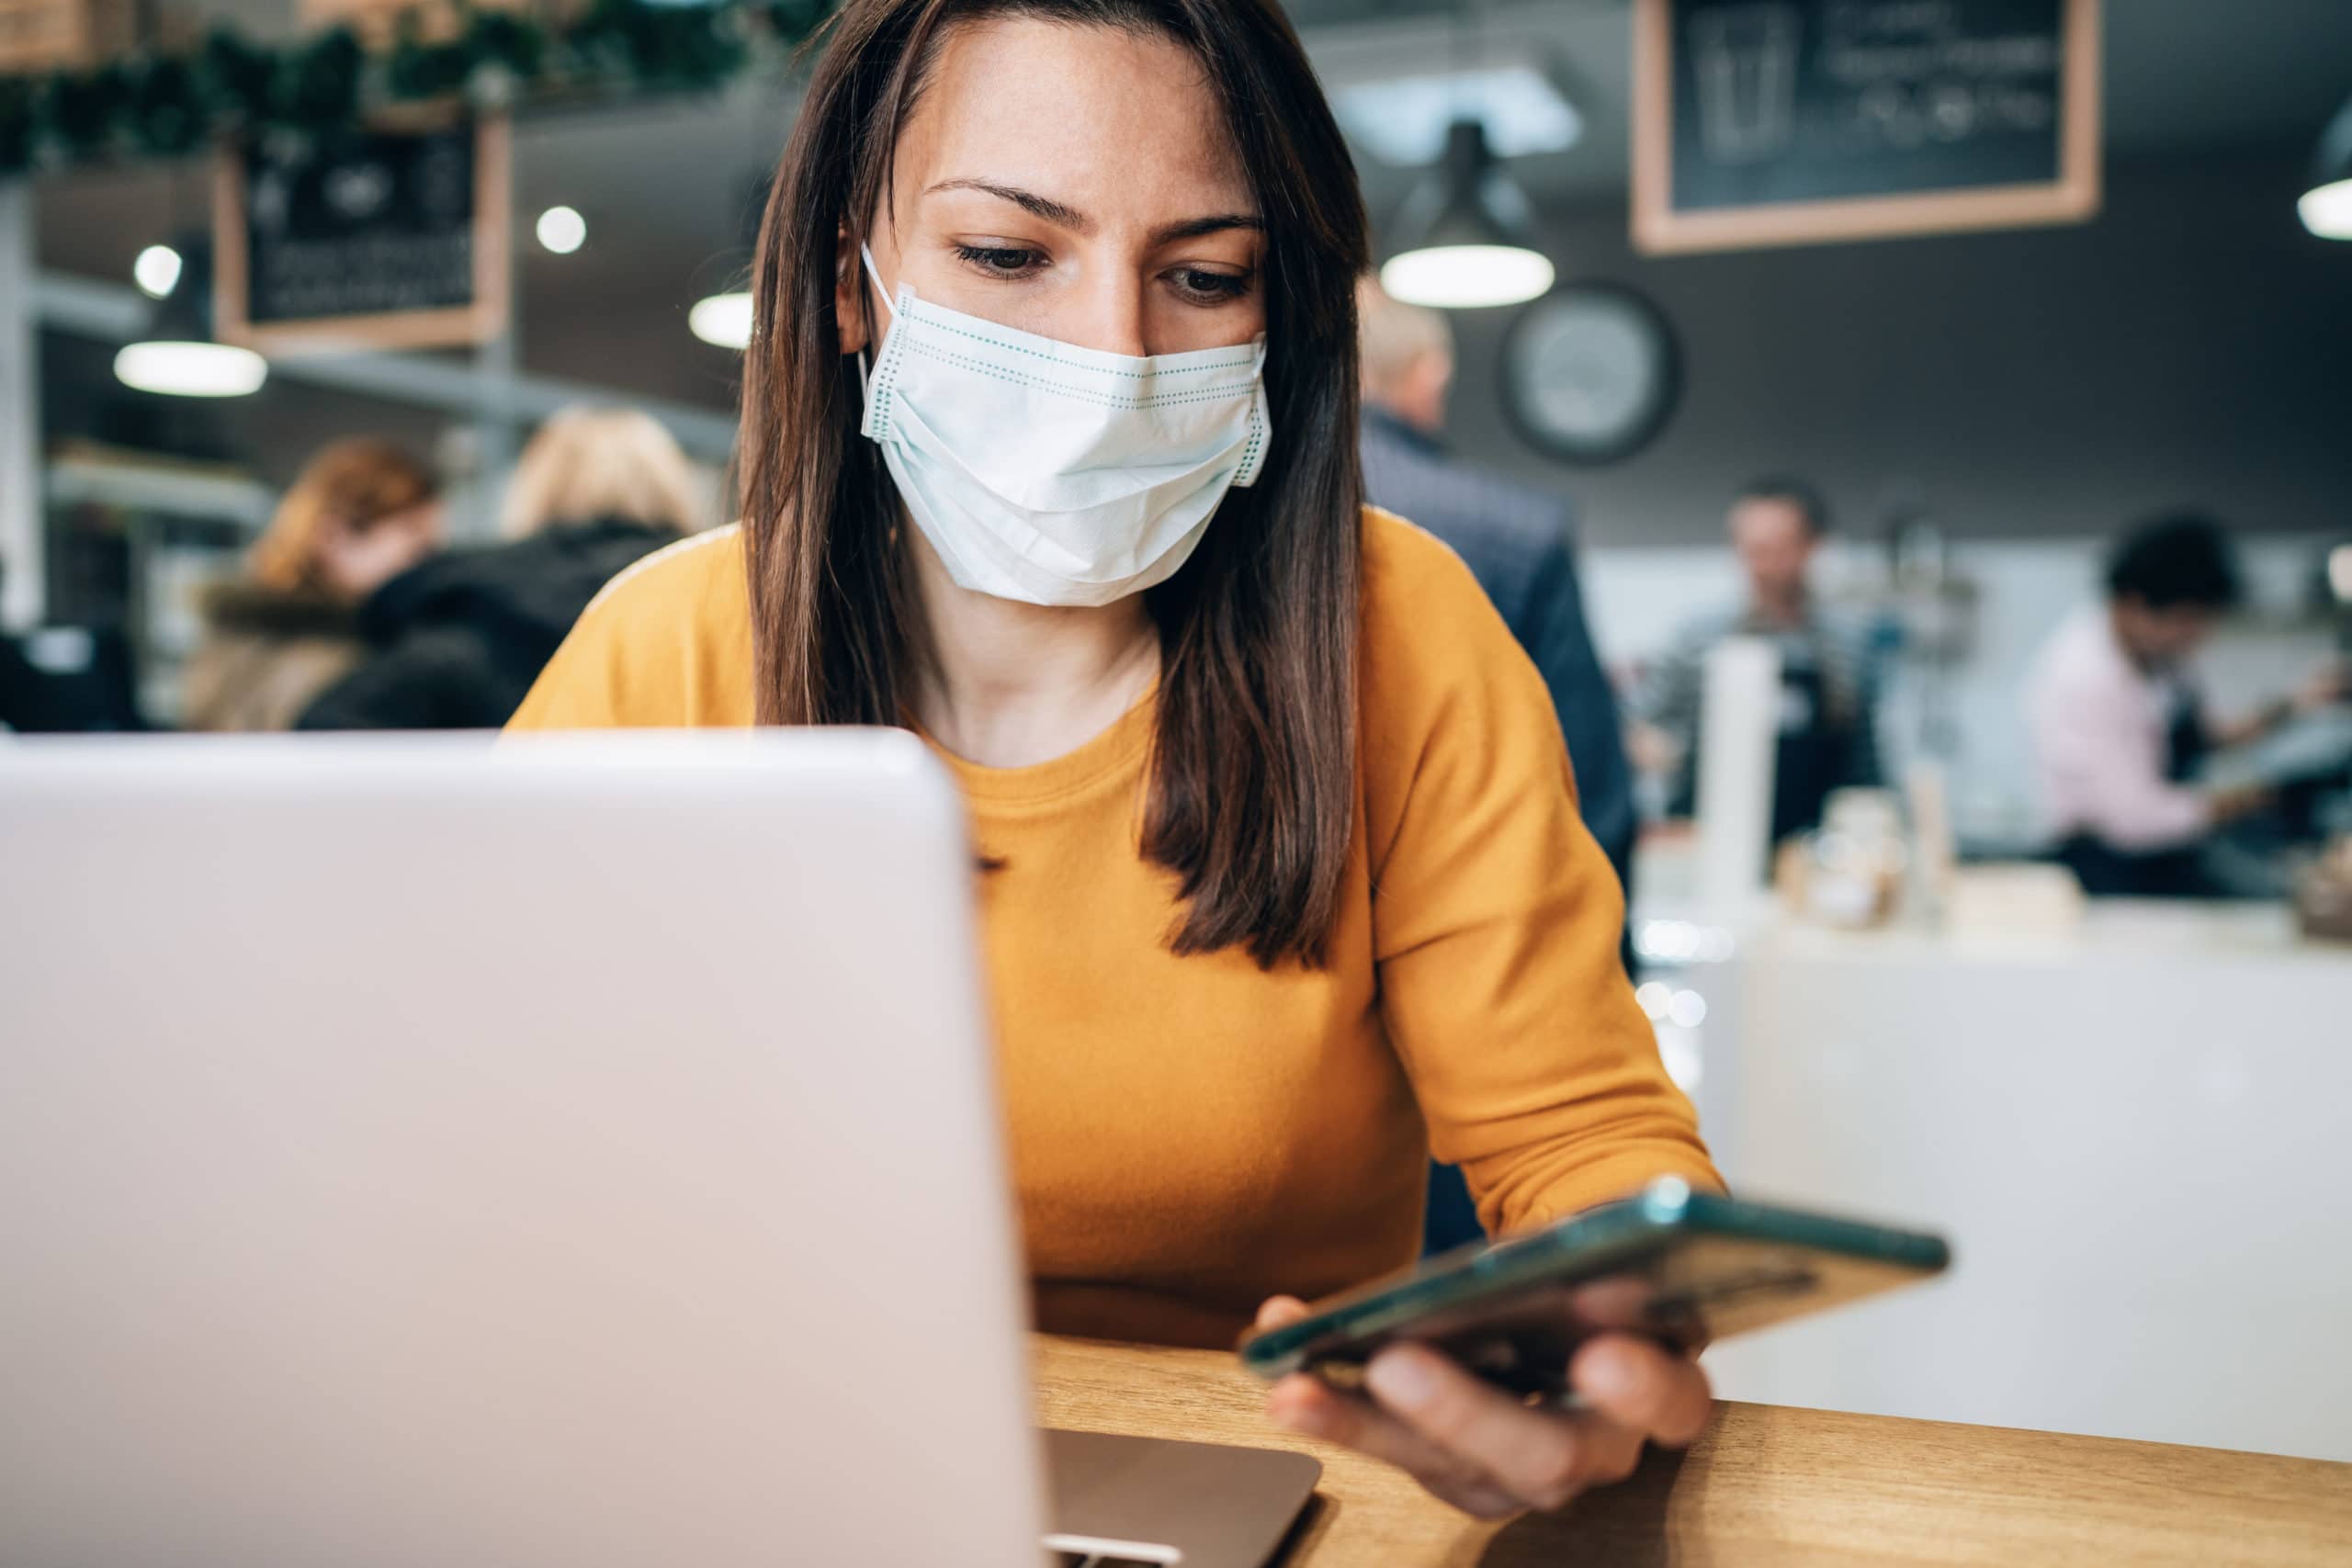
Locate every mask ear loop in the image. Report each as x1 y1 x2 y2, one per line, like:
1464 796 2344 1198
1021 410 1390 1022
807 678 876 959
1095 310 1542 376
854 243 898 400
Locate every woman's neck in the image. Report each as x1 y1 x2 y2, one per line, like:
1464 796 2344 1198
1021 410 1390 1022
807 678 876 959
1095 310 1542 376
905 530 1160 770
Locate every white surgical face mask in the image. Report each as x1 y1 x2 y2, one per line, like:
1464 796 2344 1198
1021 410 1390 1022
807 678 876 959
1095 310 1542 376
856 246 1272 607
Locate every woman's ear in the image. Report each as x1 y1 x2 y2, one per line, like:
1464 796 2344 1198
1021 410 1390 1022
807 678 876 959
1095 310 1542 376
835 226 868 355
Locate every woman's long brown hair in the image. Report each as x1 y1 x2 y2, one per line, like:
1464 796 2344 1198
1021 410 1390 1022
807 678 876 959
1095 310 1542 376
739 0 1368 967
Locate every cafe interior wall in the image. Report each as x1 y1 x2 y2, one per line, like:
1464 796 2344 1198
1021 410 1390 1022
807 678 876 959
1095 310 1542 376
1441 143 2351 552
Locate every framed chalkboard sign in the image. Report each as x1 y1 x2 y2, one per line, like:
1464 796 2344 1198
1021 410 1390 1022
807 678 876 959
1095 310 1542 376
1633 0 2099 254
213 116 510 353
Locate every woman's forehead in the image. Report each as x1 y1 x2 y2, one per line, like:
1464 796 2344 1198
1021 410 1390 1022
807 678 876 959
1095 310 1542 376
894 17 1254 223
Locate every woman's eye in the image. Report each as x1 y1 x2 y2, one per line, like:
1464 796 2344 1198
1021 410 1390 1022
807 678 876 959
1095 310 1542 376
1169 267 1253 305
954 244 1046 277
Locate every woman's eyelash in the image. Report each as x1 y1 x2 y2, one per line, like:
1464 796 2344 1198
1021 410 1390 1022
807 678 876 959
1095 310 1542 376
950 248 1253 303
954 244 1043 274
1171 268 1253 300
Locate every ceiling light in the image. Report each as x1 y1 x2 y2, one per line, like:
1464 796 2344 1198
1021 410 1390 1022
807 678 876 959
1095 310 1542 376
1380 119 1555 310
537 205 587 254
2300 179 2352 241
1336 66 1582 166
1381 245 1555 310
689 289 753 350
114 342 268 398
2302 98 2352 239
115 241 267 399
686 290 752 350
132 243 183 299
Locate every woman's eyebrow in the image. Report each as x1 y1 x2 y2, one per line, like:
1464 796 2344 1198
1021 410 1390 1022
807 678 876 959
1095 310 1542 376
924 179 1263 247
926 178 1091 231
1149 213 1265 245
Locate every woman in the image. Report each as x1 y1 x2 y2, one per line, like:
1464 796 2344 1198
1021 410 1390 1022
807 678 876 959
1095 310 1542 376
299 408 705 730
494 406 711 545
181 439 443 731
512 0 1719 1517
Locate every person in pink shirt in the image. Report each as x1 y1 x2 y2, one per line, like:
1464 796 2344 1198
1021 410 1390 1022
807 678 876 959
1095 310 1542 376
2027 513 2346 897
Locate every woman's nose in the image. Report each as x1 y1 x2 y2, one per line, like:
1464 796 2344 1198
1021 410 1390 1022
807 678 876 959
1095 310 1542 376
1066 270 1150 358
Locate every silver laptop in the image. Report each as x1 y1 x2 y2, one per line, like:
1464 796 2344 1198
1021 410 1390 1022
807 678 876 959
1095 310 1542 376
0 734 1316 1568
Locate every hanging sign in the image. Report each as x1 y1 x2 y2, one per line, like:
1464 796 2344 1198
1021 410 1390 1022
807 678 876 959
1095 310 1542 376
213 115 510 354
1633 0 2100 254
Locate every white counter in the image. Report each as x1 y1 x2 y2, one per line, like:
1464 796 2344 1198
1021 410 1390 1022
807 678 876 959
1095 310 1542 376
1678 899 2352 1462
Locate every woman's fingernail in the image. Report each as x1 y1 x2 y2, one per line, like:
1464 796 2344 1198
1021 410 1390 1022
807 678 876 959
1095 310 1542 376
1367 1350 1437 1411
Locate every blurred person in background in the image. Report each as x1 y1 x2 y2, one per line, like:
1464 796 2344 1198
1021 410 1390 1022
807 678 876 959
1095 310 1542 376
1630 477 1880 843
1358 277 1636 1254
1356 277 1635 898
2028 513 2346 898
298 408 707 731
181 440 444 731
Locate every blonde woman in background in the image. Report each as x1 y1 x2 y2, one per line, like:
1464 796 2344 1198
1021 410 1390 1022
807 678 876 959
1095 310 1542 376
182 439 444 730
497 406 712 541
299 408 707 730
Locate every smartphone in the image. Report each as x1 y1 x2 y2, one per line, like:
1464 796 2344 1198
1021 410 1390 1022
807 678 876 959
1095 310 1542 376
1238 1179 1950 1396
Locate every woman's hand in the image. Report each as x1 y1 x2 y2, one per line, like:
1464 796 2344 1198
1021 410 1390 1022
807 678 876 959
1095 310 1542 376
1253 1295 1713 1518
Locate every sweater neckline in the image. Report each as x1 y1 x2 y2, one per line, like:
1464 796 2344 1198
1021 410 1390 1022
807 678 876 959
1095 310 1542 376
913 682 1158 809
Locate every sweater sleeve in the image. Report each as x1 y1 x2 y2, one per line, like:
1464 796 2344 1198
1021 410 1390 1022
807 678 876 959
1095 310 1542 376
505 525 752 733
1362 513 1720 1237
506 603 632 731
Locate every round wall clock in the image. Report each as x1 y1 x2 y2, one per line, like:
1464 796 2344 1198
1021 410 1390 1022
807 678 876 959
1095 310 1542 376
1499 282 1680 466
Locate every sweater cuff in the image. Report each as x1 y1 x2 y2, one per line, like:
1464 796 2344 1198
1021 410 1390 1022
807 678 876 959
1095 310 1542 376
1493 1145 1728 1238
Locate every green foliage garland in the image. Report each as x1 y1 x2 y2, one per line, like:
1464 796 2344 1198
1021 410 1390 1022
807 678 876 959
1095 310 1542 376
0 0 833 176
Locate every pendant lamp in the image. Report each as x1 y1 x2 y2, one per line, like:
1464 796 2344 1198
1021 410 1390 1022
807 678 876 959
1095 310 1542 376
2300 96 2352 240
1379 117 1555 310
114 241 266 399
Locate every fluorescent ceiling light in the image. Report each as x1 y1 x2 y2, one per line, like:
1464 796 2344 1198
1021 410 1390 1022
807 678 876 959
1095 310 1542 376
537 205 587 254
132 244 183 299
115 341 268 398
2299 177 2352 240
1336 66 1582 166
689 290 753 350
1381 245 1555 310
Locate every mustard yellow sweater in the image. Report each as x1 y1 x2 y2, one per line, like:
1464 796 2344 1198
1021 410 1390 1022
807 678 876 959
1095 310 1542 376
510 507 1719 1346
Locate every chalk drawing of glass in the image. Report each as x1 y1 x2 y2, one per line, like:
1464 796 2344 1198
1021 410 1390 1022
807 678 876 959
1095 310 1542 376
1690 4 1802 163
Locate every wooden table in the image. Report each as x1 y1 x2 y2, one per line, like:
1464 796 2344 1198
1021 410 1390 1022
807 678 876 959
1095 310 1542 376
1034 1336 2352 1566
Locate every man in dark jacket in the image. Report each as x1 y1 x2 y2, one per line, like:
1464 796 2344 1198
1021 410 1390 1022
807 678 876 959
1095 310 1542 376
297 517 678 730
1358 280 1641 1257
1356 279 1636 892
